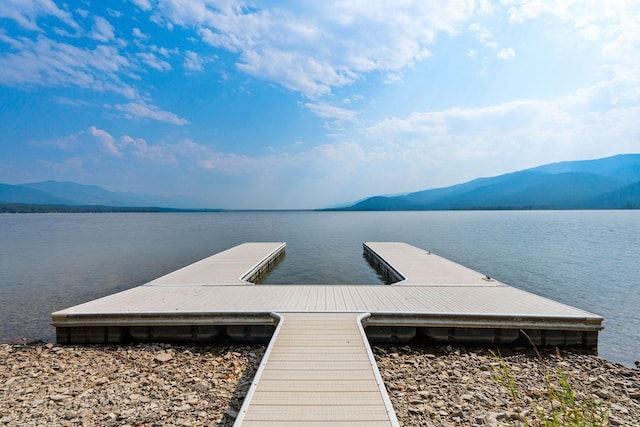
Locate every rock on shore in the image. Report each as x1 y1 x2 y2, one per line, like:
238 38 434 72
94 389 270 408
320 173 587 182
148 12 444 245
2 342 639 426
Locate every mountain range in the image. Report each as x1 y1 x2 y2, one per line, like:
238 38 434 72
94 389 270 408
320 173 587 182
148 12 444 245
2 154 640 211
334 154 640 211
0 181 214 210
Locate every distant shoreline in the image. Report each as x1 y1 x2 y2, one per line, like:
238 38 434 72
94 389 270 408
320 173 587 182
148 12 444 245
2 202 639 214
0 203 224 214
0 203 316 213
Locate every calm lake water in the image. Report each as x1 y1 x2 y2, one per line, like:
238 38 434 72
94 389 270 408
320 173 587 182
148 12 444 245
0 211 638 367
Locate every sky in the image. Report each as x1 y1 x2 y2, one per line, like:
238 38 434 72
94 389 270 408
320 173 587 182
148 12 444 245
1 1 639 209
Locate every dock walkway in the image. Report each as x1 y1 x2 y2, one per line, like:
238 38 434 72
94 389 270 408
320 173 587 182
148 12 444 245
235 313 398 426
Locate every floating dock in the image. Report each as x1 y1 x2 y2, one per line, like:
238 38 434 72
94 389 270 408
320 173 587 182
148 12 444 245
51 241 603 347
51 241 603 426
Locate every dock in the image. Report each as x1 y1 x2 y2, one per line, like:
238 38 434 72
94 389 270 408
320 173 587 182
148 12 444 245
51 241 603 425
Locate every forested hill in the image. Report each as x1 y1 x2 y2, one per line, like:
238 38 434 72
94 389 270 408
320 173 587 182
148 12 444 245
0 181 213 210
332 154 640 211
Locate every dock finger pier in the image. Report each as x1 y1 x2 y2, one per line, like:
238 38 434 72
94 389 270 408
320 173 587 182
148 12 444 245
52 242 603 426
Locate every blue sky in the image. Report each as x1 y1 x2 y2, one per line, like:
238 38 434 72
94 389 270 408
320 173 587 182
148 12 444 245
1 1 639 209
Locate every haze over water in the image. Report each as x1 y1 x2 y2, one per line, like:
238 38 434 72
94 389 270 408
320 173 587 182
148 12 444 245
0 210 638 367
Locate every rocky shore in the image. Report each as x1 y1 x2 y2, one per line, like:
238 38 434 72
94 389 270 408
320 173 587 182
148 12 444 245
375 345 640 426
2 342 639 426
1 342 263 427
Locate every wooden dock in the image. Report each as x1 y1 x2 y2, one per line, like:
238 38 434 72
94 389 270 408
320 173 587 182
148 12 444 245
50 241 603 425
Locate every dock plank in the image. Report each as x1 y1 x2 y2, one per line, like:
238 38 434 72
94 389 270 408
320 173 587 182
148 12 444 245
242 405 391 421
249 391 387 405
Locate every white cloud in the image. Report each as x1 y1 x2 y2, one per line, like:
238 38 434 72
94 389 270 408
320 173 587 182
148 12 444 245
88 126 120 156
90 16 115 42
118 135 256 172
467 22 494 44
120 135 178 165
28 130 82 151
148 1 482 97
503 1 639 59
132 27 149 40
114 101 189 125
0 13 193 126
138 52 172 72
151 45 176 57
496 47 515 59
131 0 153 11
0 35 134 97
304 102 357 121
0 0 79 31
364 80 640 187
107 8 123 18
54 97 97 107
184 50 211 71
75 9 89 19
579 24 601 41
29 126 121 156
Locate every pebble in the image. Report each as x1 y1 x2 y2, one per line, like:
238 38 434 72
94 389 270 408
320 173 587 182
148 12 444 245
155 352 174 362
193 382 209 393
49 394 67 401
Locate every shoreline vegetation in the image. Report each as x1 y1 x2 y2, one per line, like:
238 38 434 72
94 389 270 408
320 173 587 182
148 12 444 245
0 203 223 214
2 342 638 426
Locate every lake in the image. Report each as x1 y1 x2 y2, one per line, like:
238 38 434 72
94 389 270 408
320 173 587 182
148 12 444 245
0 210 638 367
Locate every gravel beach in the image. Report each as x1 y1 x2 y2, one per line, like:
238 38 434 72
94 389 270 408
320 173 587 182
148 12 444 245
2 342 639 426
1 342 264 427
375 345 640 426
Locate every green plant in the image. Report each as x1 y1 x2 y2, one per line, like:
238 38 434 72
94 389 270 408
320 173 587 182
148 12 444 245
491 349 522 406
536 368 609 427
489 349 609 427
489 349 529 426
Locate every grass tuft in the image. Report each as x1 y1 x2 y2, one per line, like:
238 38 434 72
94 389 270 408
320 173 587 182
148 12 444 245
490 348 609 427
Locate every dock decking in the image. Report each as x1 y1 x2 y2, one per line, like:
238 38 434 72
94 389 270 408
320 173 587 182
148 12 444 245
51 241 603 425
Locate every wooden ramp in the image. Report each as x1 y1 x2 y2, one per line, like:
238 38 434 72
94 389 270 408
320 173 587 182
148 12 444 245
235 313 398 426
